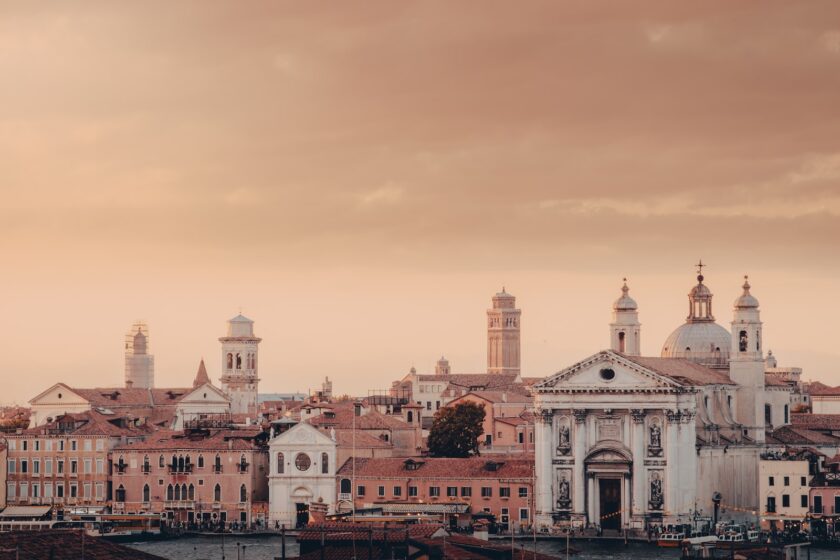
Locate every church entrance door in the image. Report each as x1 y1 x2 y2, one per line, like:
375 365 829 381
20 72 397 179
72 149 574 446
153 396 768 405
295 502 309 528
599 478 621 531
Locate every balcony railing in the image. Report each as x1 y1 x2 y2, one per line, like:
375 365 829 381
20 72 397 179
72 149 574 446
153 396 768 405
168 464 193 474
766 504 776 513
237 463 250 473
811 505 838 514
115 465 128 474
164 500 196 509
142 465 152 473
338 493 352 501
213 465 223 473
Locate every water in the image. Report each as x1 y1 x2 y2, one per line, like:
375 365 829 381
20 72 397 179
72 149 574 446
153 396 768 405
127 536 837 559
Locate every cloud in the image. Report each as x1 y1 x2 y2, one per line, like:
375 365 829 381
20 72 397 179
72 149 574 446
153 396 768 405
357 184 406 207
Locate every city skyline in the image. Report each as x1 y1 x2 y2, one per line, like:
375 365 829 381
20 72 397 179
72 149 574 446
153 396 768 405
3 1 840 403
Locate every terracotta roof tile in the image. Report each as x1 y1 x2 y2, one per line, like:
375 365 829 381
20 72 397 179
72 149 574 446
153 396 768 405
767 426 840 445
113 429 263 452
621 356 736 386
337 456 535 479
0 530 165 560
791 413 840 430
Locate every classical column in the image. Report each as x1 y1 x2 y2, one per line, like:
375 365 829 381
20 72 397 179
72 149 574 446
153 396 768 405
572 409 587 518
534 408 554 525
678 410 698 517
665 410 681 520
587 473 595 525
630 409 646 522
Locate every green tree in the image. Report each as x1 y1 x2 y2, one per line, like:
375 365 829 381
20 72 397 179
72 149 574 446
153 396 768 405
427 401 486 458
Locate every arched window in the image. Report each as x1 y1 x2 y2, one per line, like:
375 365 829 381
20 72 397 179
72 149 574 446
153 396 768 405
727 395 733 410
188 484 195 500
143 455 150 471
226 353 233 369
143 484 150 502
198 455 204 468
340 479 352 494
181 484 187 500
167 484 174 500
236 353 242 369
185 455 191 471
277 452 284 474
756 330 761 352
240 484 247 503
171 455 178 471
214 454 222 473
239 454 248 472
159 455 165 468
784 405 789 424
178 456 185 472
174 484 181 500
116 485 126 502
214 484 221 502
618 331 626 353
739 330 748 352
321 452 329 474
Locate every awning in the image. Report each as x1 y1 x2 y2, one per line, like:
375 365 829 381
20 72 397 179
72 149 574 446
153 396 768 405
0 505 52 518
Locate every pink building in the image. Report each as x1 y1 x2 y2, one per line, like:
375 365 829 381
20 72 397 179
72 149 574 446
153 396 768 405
336 456 534 531
810 454 840 537
444 391 534 454
111 427 268 527
4 411 150 512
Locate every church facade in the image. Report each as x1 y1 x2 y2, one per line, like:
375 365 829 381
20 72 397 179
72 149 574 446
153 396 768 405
533 270 795 530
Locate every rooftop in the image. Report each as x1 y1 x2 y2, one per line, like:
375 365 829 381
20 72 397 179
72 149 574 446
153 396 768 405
337 456 535 479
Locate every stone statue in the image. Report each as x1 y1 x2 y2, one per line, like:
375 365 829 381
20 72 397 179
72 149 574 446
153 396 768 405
557 475 571 510
649 423 661 448
559 425 570 447
649 473 663 510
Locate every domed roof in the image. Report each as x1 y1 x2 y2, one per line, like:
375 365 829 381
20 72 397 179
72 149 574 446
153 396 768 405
661 322 731 368
734 276 759 309
613 279 637 311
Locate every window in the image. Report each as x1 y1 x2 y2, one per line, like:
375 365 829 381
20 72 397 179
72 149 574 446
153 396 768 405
96 459 104 474
782 495 790 508
143 484 150 502
518 433 524 444
500 487 510 498
71 440 77 451
214 484 221 502
426 402 431 411
801 476 807 486
393 486 402 497
765 404 772 426
295 453 311 471
96 439 104 451
519 487 528 498
485 434 492 446
240 484 248 503
814 496 823 513
6 482 15 500
20 459 28 473
45 459 52 475
768 476 775 486
83 440 92 452
481 487 493 498
22 440 28 451
357 486 366 497
188 484 195 500
20 482 28 498
461 487 472 497
409 486 418 497
7 459 14 474
167 484 174 500
801 495 808 508
34 440 40 451
115 485 125 502
83 483 91 499
32 484 40 498
436 401 440 410
784 405 789 424
378 486 385 497
59 440 64 451
784 476 790 486
70 460 78 474
599 368 616 381
321 452 329 474
429 487 440 497
57 460 64 474
56 483 64 498
69 483 78 499
277 453 285 474
447 487 458 497
519 508 529 521
407 411 413 423
198 455 204 468
44 483 52 498
84 459 92 474
33 459 40 474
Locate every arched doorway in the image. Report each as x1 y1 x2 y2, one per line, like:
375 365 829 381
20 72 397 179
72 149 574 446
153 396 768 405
292 487 313 528
584 442 632 532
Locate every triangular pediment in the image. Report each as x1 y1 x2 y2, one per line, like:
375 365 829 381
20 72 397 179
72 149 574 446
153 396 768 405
28 383 89 406
270 421 336 449
534 350 684 391
179 383 230 404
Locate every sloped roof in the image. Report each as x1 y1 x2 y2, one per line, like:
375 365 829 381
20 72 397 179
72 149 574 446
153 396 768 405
621 355 735 386
193 360 211 388
331 429 393 449
460 391 532 404
309 403 413 431
810 385 840 396
791 413 840 430
15 410 152 438
0 530 165 560
767 426 840 445
764 374 791 388
113 429 262 452
337 456 534 479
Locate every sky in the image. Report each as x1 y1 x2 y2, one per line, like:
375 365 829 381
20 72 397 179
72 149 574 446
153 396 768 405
2 1 840 404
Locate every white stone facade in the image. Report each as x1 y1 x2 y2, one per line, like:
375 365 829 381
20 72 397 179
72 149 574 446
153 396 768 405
219 314 261 417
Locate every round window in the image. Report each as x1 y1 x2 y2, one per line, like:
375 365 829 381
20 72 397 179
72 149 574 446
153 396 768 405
599 368 616 381
295 453 311 471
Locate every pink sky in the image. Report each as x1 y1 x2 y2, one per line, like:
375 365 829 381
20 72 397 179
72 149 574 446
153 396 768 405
2 1 839 403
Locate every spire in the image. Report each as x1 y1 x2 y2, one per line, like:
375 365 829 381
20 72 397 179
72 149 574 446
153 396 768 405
193 358 210 388
734 274 759 309
613 277 637 311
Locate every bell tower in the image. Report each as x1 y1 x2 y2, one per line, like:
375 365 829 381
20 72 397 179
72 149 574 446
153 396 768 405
610 279 641 356
729 276 767 442
125 321 154 389
219 314 262 417
487 288 521 375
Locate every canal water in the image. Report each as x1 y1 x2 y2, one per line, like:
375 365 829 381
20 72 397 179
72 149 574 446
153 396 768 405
127 536 836 559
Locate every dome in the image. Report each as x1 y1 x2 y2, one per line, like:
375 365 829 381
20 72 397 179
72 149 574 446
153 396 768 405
661 321 731 368
613 279 637 311
734 276 759 309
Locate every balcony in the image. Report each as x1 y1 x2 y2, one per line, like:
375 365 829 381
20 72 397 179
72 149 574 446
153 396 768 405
142 465 152 474
766 504 776 513
213 465 223 474
338 493 352 502
811 505 838 515
115 465 128 474
237 463 250 473
164 500 196 509
168 465 194 474
113 502 125 510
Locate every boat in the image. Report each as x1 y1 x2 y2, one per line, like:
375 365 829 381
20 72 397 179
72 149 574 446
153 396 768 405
682 534 718 546
657 532 685 547
746 530 760 542
718 531 744 543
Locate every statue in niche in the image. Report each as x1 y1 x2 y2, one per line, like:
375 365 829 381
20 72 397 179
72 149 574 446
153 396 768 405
739 330 748 352
557 474 571 510
559 425 570 447
648 421 663 457
649 472 664 510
